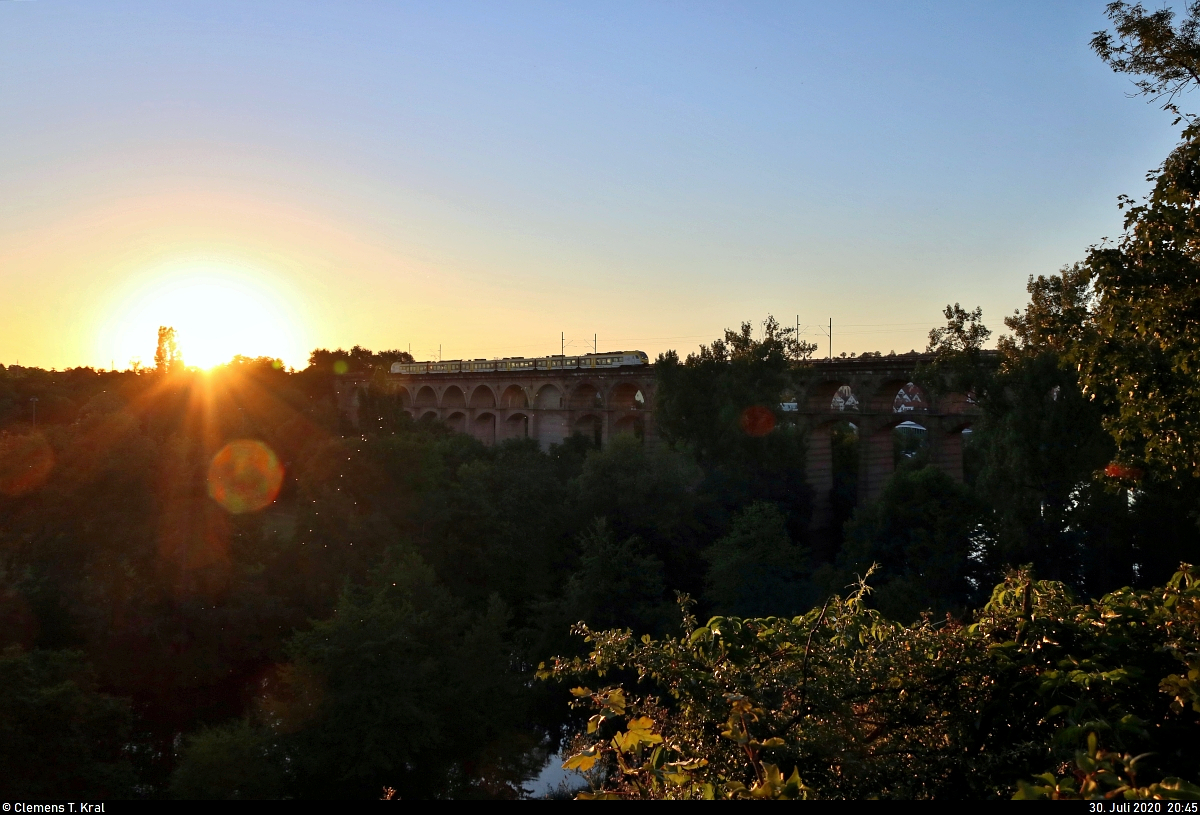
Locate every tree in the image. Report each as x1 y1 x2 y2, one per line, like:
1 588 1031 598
839 466 986 621
654 317 817 539
1001 265 1095 357
170 548 542 799
915 303 996 405
702 502 811 618
0 647 136 798
1081 2 1200 478
169 720 286 800
572 434 705 587
154 326 183 374
1074 134 1200 477
268 549 537 799
1092 2 1200 112
655 317 816 465
915 287 1146 595
306 346 414 376
928 303 991 358
538 519 672 646
969 348 1130 592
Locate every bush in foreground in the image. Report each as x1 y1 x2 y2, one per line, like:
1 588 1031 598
541 566 1200 800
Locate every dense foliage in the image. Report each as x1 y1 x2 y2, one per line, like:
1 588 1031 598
544 566 1200 800
0 647 136 799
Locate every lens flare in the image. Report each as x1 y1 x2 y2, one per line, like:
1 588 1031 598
1104 462 1144 481
739 405 776 437
207 439 284 514
0 433 55 496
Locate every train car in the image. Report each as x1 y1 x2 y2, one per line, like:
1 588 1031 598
389 351 649 375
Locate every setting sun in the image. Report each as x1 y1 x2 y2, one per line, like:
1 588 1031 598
103 270 307 370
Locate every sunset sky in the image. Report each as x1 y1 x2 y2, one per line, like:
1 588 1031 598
0 1 1184 370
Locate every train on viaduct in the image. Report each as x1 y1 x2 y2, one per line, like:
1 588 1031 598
335 350 979 530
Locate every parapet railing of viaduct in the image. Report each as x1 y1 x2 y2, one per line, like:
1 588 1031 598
335 352 980 527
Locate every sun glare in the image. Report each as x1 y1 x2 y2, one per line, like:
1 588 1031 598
105 270 306 370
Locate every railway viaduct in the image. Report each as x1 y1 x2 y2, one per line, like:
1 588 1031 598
336 353 979 529
338 366 659 449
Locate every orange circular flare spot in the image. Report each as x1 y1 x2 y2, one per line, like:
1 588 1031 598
1104 462 1144 481
0 433 54 496
207 439 284 514
739 405 776 437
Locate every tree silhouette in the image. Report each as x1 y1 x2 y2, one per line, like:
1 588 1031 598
154 326 183 374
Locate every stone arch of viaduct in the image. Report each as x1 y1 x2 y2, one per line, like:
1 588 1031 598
336 354 978 526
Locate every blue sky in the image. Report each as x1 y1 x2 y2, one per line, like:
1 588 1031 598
0 1 1186 367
